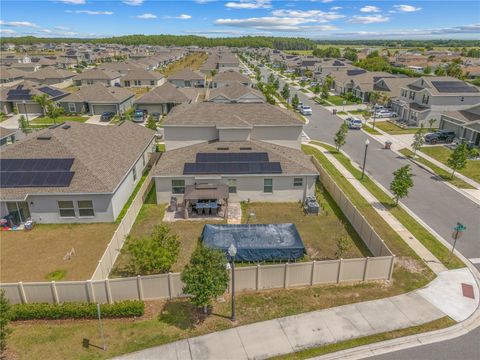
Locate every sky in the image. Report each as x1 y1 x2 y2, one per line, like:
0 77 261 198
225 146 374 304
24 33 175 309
0 0 479 40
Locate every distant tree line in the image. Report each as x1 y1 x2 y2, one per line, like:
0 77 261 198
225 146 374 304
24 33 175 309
315 39 480 48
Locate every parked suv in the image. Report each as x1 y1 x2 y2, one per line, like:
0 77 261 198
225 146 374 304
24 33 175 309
300 105 313 115
424 130 456 144
100 111 115 122
345 117 362 130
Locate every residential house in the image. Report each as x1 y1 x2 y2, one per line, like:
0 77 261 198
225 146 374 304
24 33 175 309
0 67 26 84
0 127 22 148
349 72 398 102
58 83 134 115
211 70 252 88
134 82 197 115
73 68 121 87
438 105 480 146
9 63 41 72
206 82 265 103
167 69 205 88
99 62 142 76
391 77 480 127
0 121 156 224
120 69 165 88
23 67 75 87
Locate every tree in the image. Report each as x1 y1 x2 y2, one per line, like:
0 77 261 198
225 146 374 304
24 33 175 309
447 142 469 178
125 224 180 275
181 246 229 314
46 103 64 124
321 83 329 99
343 48 358 62
335 235 351 259
145 115 157 130
291 94 300 109
18 115 30 135
324 75 334 90
434 67 446 76
312 83 321 94
390 165 414 205
273 78 280 90
210 69 217 78
423 66 432 75
299 79 306 88
334 123 348 151
411 125 425 157
0 290 12 357
428 118 437 131
268 73 275 84
33 94 52 117
281 83 290 102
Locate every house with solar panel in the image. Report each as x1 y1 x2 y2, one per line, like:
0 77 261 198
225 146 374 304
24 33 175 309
0 121 156 225
391 76 480 127
151 102 318 210
0 81 68 115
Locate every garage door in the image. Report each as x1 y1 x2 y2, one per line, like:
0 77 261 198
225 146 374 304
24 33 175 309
91 104 117 115
20 103 43 114
440 119 461 137
136 104 165 114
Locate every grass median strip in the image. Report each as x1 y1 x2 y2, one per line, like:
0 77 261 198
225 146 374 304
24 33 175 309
374 121 420 135
309 141 464 270
272 316 456 360
362 125 382 135
400 148 474 189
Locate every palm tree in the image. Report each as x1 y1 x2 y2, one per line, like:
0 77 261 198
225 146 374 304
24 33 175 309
33 94 52 117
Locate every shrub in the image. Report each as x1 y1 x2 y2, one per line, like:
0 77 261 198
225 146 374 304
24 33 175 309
10 300 144 321
0 290 12 356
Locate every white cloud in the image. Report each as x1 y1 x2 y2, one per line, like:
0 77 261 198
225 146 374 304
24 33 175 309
225 0 272 10
165 14 192 19
393 4 422 12
360 5 380 13
66 10 113 15
39 29 52 33
0 29 16 34
194 0 216 3
0 21 39 28
215 16 338 31
271 9 344 22
330 6 342 10
347 14 390 24
136 13 157 19
123 0 144 5
58 0 85 4
55 26 70 30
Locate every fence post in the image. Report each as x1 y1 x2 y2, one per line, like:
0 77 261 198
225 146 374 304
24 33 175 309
388 255 396 280
310 261 316 285
337 259 343 284
168 272 173 299
363 257 370 282
256 264 260 291
51 281 59 304
137 275 144 301
105 278 113 304
284 263 289 288
18 282 27 304
87 280 96 303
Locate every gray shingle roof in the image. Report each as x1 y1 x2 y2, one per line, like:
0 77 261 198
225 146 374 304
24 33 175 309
152 140 318 176
60 83 134 103
122 68 164 81
167 69 204 81
207 82 265 102
213 70 251 84
134 82 190 104
73 68 121 81
0 121 155 200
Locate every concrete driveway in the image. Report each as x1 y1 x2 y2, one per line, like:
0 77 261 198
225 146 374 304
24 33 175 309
85 115 111 126
1 114 40 129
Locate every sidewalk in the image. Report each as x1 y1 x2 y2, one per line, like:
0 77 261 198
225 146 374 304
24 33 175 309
307 142 447 274
113 269 476 360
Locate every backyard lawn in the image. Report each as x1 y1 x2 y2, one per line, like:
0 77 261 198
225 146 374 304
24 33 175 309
374 121 421 135
327 95 356 106
420 145 480 183
30 116 88 125
0 223 116 282
159 52 208 77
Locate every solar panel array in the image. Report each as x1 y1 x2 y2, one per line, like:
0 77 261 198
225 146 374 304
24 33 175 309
347 69 366 76
332 60 345 66
38 86 64 98
6 88 31 101
431 81 479 93
0 158 75 188
184 152 282 175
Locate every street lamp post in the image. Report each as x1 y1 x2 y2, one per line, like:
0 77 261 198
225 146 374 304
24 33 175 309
372 103 377 130
361 139 370 180
228 243 237 322
22 100 30 126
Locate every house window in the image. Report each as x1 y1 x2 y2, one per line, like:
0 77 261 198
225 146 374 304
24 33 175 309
172 179 185 194
142 153 146 167
78 200 94 217
124 80 131 87
68 103 76 112
263 178 273 193
134 80 141 86
409 91 415 100
228 179 237 193
150 80 155 86
58 201 75 217
86 79 94 85
461 97 464 102
293 178 303 187
132 166 137 182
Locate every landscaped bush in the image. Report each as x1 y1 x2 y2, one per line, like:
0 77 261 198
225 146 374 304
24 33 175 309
10 300 144 321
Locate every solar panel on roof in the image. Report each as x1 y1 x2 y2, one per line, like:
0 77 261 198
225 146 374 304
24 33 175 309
0 158 74 172
0 171 74 187
196 152 269 163
38 86 64 97
347 69 366 76
431 81 479 93
183 162 282 175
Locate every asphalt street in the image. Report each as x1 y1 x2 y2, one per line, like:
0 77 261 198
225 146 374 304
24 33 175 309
258 66 480 268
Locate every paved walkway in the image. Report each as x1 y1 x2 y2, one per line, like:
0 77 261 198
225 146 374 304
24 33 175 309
112 268 476 360
1 113 40 129
307 142 447 274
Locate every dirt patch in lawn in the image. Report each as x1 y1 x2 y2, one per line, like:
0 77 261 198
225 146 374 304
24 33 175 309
1 223 116 282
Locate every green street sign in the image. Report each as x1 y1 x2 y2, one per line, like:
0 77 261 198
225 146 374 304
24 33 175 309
453 223 467 232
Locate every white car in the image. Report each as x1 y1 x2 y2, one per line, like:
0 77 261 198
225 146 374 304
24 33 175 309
300 106 313 115
296 102 304 110
375 109 397 118
345 117 363 130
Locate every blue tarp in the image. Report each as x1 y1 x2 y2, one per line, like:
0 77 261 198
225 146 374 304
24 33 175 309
201 224 306 262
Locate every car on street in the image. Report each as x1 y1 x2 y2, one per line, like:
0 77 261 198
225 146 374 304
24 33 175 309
300 105 313 115
424 130 456 144
374 109 398 118
296 102 304 110
345 117 363 129
100 111 115 122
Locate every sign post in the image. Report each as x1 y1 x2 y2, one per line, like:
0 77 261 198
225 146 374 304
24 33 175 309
97 303 107 351
451 222 466 257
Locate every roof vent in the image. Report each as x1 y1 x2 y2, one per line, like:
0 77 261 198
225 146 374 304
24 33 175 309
217 147 229 150
62 124 71 130
37 134 52 140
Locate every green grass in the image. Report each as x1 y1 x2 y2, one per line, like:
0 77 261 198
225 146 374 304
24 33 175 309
45 269 67 281
348 109 366 115
400 148 474 189
337 111 347 115
420 146 480 183
374 121 421 135
156 143 165 152
362 126 382 135
272 316 456 360
309 141 464 270
115 169 150 224
314 97 331 106
31 116 88 125
328 95 356 106
300 88 309 94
